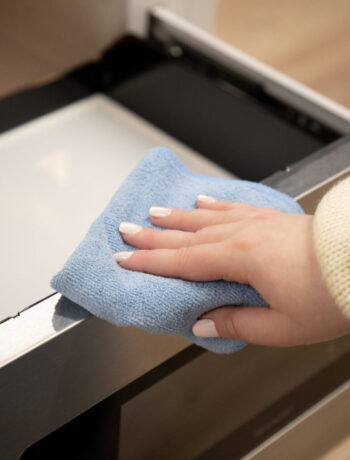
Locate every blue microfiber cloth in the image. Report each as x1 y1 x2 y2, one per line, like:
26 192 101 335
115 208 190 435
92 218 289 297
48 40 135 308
51 147 303 353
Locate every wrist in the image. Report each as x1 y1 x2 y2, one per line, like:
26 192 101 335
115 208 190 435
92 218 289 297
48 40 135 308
313 178 350 318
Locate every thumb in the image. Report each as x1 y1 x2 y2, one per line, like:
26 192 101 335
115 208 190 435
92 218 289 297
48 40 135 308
193 306 304 347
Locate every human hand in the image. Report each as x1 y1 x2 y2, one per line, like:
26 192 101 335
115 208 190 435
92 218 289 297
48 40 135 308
115 196 350 346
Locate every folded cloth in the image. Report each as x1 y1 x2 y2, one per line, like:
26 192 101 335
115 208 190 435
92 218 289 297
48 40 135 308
51 147 303 353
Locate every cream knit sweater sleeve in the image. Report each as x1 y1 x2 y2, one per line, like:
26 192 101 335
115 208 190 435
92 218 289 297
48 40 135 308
313 176 350 318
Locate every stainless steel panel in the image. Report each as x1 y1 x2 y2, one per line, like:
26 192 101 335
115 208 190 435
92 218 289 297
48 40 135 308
246 381 350 460
0 294 190 459
118 336 350 459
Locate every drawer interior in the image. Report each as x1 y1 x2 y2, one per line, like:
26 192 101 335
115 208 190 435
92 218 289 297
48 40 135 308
109 52 332 181
1 35 342 183
99 36 340 181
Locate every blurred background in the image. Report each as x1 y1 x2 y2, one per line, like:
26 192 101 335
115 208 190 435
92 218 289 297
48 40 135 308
1 0 350 107
216 0 350 108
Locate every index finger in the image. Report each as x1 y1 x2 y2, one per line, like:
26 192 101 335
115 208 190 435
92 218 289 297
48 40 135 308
114 241 248 283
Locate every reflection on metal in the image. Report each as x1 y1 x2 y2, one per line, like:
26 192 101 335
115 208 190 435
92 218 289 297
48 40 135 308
244 380 350 460
297 167 350 214
0 293 189 459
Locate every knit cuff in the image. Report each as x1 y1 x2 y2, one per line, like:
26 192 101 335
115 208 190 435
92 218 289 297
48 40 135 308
313 177 350 318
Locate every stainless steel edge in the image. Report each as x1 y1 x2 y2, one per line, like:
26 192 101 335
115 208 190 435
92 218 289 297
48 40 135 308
244 379 350 460
150 5 350 134
263 135 350 198
0 293 189 459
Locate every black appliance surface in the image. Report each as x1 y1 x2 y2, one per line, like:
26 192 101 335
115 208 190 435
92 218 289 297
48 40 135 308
111 60 327 181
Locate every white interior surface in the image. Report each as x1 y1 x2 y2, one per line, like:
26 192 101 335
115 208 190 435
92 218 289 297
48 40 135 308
0 94 233 322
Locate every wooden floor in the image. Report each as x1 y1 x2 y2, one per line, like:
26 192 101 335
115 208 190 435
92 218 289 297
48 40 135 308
215 0 350 108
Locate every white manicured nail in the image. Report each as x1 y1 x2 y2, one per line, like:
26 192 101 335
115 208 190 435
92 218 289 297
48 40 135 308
150 206 171 217
197 194 216 204
192 319 219 338
114 251 133 263
119 222 142 235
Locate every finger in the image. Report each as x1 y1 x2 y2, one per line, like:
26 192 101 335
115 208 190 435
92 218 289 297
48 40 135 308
119 222 241 249
149 206 253 232
197 195 256 212
119 222 194 249
193 307 306 347
114 241 248 283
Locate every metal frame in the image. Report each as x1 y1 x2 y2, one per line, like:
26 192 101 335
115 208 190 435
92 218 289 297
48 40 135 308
243 378 350 460
149 6 350 134
0 295 192 459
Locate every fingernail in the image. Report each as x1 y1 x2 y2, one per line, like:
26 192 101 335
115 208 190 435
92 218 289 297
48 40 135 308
197 194 216 204
114 251 133 263
150 206 171 217
119 222 142 235
192 319 219 338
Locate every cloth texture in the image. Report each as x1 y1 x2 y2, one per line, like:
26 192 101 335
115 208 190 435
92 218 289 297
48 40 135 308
51 147 303 353
313 177 350 318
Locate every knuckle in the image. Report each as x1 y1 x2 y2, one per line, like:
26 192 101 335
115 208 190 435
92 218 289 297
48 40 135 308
228 202 254 212
217 202 233 210
230 234 254 253
214 212 232 225
252 208 277 220
174 246 193 271
186 231 198 246
194 227 208 242
225 313 242 341
176 209 188 221
215 200 238 211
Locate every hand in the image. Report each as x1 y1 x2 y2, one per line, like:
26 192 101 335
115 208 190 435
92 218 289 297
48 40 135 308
115 196 350 346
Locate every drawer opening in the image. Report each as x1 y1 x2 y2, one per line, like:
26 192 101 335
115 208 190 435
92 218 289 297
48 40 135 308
0 34 343 182
71 34 340 181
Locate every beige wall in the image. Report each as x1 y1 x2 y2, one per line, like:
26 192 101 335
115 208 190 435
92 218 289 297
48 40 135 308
0 0 126 97
1 0 349 109
0 0 218 98
216 0 350 108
